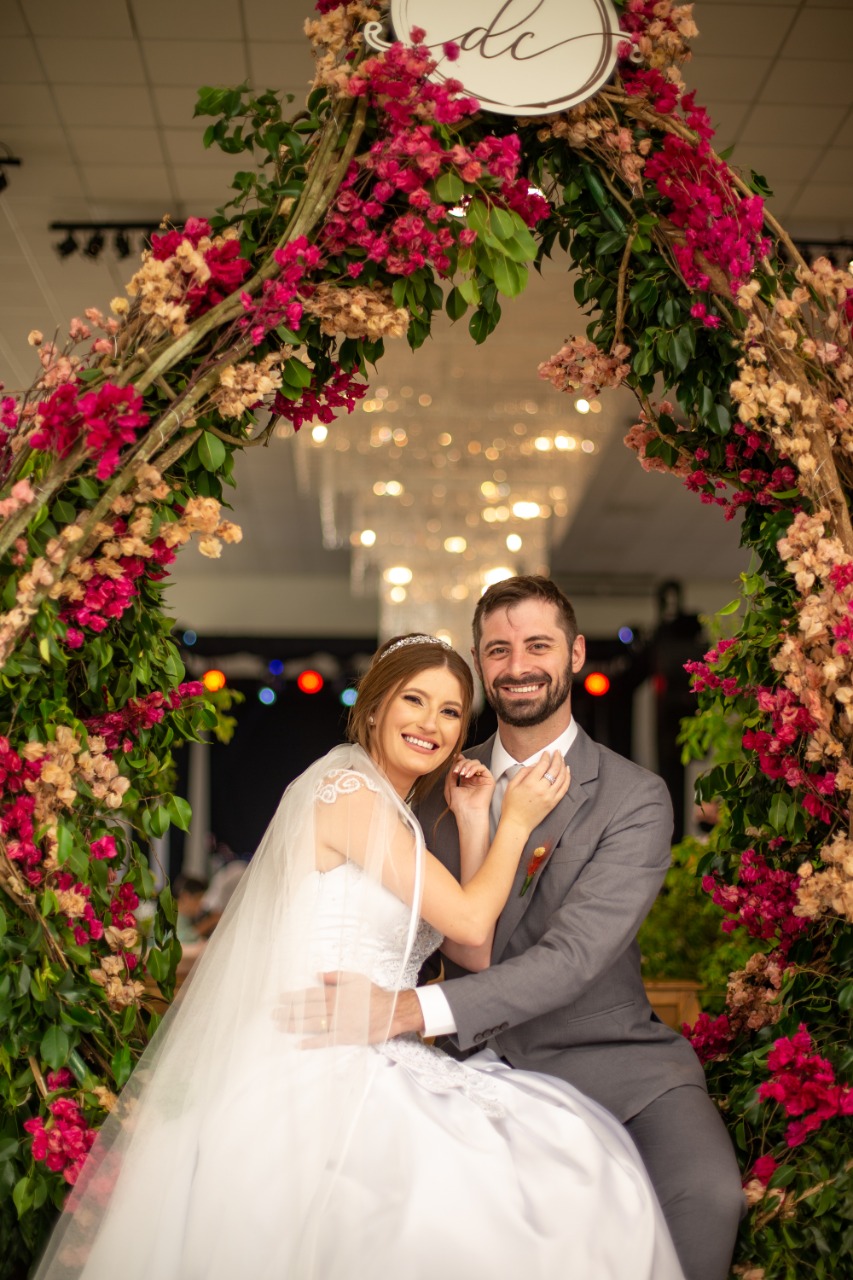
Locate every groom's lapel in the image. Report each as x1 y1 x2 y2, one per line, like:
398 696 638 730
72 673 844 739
491 726 600 962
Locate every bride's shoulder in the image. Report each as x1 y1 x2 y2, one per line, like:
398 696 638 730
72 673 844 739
314 766 380 805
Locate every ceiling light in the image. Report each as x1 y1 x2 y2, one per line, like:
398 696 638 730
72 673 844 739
511 501 540 520
575 398 591 414
389 586 407 603
384 565 413 585
483 567 514 588
56 231 78 259
359 529 376 547
534 436 552 452
581 439 595 453
443 537 466 553
506 533 522 552
311 425 328 443
84 230 105 259
384 480 404 496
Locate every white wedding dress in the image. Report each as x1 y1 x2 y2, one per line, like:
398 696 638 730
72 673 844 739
35 750 684 1280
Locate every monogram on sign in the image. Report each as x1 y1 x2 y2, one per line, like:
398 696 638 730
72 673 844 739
365 0 622 117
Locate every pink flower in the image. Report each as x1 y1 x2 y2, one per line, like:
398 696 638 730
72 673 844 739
750 1155 778 1185
89 834 118 860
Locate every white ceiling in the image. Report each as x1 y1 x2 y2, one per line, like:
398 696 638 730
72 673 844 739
1 0 851 632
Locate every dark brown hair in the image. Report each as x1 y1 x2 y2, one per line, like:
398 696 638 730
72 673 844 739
347 636 474 802
472 575 578 653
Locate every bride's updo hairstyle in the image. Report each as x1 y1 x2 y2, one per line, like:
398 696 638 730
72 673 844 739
348 634 474 801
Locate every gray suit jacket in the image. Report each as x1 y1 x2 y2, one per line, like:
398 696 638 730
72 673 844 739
415 724 706 1122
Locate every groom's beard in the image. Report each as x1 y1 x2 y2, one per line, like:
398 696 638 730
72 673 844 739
485 663 573 728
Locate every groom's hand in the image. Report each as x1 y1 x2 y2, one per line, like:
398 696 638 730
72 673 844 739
275 973 426 1046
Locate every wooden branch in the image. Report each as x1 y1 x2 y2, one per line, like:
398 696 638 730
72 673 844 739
615 227 638 347
28 1056 48 1100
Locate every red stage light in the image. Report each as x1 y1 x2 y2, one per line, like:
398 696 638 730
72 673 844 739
584 671 610 697
297 669 324 694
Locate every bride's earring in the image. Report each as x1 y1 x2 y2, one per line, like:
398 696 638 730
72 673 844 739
368 716 375 727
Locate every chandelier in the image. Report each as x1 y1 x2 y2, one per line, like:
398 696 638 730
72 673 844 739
290 378 614 649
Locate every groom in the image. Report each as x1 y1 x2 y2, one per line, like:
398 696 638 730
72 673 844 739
314 576 744 1279
420 576 743 1280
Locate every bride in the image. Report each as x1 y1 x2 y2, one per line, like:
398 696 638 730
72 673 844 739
34 634 684 1280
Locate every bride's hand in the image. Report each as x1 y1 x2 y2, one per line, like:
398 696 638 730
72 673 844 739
444 756 495 820
501 751 570 834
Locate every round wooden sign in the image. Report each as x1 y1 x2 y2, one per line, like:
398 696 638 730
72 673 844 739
388 0 622 116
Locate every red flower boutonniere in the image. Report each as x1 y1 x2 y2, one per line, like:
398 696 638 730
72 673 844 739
519 844 551 897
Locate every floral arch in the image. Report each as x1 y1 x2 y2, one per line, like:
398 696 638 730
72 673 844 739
0 3 851 1276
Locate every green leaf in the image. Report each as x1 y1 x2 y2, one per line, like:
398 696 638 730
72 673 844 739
111 1045 133 1089
445 287 468 321
13 1175 33 1219
670 326 694 374
434 171 464 203
595 230 626 257
465 198 489 236
490 207 516 241
168 795 192 832
768 1163 798 1189
718 599 740 616
40 1025 70 1072
838 981 853 1012
491 256 527 298
468 304 500 344
0 1137 18 1162
146 805 171 840
146 947 171 985
768 793 789 833
458 277 480 306
198 431 226 472
281 357 312 389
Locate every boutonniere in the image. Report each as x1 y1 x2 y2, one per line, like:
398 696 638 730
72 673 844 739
519 844 552 897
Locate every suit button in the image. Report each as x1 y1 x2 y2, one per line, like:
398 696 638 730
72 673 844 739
498 1022 508 1032
474 1032 485 1042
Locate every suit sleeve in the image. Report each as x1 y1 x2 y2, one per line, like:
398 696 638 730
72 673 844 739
440 774 673 1052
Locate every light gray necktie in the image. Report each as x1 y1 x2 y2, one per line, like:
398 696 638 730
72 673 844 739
490 763 521 838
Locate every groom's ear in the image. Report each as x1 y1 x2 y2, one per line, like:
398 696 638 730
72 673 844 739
470 645 483 681
570 634 586 673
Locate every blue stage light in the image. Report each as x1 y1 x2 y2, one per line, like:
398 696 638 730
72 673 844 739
340 688 357 707
618 627 634 644
182 629 198 646
258 687 277 705
269 659 284 676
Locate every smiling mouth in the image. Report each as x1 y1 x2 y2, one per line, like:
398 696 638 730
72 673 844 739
499 683 546 695
402 734 438 752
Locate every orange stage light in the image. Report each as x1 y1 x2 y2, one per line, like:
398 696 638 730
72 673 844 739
584 671 610 697
202 669 227 693
297 669 324 694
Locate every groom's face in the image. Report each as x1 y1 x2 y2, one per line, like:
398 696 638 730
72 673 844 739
474 599 585 729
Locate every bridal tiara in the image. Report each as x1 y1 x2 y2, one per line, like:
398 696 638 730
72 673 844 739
380 634 453 659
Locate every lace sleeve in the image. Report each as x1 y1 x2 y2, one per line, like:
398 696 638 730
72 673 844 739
314 768 380 805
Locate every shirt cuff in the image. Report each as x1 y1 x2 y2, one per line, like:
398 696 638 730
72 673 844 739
415 983 458 1038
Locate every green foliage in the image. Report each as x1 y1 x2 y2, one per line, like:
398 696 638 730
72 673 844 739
638 838 757 1000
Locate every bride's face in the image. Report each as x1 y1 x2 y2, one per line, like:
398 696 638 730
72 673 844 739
372 666 465 798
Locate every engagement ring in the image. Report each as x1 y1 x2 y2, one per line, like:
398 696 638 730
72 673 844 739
543 772 557 784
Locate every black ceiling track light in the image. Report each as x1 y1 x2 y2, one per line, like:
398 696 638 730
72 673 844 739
49 221 160 262
0 144 22 195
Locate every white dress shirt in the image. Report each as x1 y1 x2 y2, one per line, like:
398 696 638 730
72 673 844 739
416 718 578 1038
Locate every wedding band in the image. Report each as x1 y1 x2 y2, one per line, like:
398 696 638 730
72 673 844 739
543 772 557 784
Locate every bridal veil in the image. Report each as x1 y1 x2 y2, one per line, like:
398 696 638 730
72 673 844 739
32 744 424 1279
